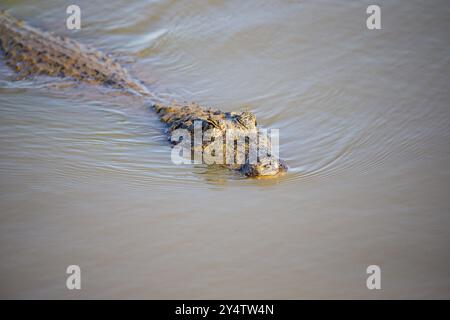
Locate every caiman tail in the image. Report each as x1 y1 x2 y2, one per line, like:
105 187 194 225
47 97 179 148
0 10 149 96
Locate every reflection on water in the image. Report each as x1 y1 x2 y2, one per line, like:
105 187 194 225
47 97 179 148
0 0 450 298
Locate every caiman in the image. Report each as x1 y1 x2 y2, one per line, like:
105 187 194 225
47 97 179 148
0 11 287 177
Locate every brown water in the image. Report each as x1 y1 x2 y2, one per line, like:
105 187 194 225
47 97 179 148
1 0 450 299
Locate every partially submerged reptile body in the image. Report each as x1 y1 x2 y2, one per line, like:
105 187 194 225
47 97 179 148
0 11 287 177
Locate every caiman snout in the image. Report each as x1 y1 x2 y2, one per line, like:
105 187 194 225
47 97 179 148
240 158 288 178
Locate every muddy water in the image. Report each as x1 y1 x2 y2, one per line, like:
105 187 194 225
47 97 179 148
0 0 449 298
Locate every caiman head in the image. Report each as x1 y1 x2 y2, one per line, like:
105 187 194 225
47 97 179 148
240 157 288 177
233 111 288 178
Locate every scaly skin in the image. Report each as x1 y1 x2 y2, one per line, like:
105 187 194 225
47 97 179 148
0 11 149 95
0 11 287 177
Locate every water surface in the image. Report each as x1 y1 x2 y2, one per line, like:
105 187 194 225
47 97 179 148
1 0 450 298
